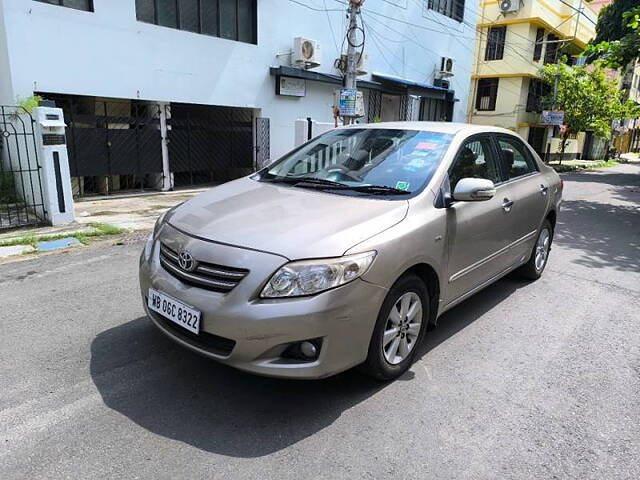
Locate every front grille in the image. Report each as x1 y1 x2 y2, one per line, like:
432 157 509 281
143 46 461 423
159 242 249 293
149 308 236 357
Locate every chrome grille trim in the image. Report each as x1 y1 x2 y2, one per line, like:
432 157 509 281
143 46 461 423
159 243 249 293
196 264 246 280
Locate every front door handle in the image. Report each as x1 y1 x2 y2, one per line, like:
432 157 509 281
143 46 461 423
540 184 549 195
502 198 514 212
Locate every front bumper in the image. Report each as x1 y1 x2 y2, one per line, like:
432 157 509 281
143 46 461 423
139 225 388 379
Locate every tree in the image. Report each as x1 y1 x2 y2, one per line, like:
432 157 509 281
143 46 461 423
540 61 639 161
586 1 640 68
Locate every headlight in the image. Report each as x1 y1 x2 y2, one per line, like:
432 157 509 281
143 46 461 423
143 234 154 261
143 211 168 262
153 211 167 238
261 251 376 298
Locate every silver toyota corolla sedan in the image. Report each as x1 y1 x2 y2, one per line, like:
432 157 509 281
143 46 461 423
139 122 562 380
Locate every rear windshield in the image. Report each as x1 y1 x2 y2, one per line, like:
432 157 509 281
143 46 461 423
258 128 454 198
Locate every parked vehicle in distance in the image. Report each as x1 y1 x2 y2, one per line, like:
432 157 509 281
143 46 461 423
139 122 562 380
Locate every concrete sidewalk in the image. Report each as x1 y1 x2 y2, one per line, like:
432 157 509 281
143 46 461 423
74 187 208 231
0 187 208 257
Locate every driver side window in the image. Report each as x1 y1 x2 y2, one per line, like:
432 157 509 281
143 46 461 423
448 136 500 191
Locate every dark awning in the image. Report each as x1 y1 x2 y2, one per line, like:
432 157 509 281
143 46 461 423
372 72 454 101
270 65 385 91
270 66 455 101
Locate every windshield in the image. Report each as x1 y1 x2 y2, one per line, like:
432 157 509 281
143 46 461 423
257 128 454 197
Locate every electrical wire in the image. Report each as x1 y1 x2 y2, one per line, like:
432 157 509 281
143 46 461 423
288 0 343 12
346 24 365 48
290 0 586 114
362 11 528 99
323 0 340 56
556 0 597 26
361 16 465 91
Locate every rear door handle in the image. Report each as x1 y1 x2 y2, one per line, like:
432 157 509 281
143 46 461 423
502 198 514 211
540 184 549 195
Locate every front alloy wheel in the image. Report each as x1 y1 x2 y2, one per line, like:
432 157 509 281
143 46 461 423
362 274 429 381
383 292 422 365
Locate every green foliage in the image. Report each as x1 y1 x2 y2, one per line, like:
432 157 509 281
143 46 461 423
0 223 126 248
90 222 126 235
16 95 43 114
593 0 639 43
0 172 19 204
550 159 619 173
540 61 639 143
586 1 640 68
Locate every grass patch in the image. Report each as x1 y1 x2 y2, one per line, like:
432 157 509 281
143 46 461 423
91 222 125 235
0 222 127 248
88 210 121 216
550 159 619 173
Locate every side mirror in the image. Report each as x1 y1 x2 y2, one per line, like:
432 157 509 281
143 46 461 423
453 178 496 202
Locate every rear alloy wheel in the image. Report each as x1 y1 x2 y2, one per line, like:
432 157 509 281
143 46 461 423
518 219 553 280
361 274 429 381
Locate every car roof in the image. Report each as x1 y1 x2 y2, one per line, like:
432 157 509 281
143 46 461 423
341 121 517 137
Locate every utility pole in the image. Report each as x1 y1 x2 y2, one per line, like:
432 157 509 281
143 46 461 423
345 1 361 92
544 56 561 163
339 0 364 125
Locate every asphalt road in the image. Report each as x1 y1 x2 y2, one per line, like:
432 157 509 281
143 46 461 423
1 164 639 479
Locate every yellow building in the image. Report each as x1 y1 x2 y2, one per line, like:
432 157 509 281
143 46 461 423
467 0 598 157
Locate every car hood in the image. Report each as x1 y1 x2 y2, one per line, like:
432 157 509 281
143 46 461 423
166 177 409 259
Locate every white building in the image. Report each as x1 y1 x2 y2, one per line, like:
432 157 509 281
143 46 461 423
0 0 476 196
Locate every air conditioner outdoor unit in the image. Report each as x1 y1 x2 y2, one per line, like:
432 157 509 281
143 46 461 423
499 0 520 13
335 52 369 75
439 57 454 77
293 37 321 69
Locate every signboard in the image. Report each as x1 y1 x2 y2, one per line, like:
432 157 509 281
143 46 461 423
338 88 358 117
541 110 565 126
277 77 306 97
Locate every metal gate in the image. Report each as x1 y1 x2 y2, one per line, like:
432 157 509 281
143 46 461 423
168 104 254 187
255 117 270 169
419 97 453 122
40 95 164 196
527 127 546 157
66 102 163 194
368 91 382 123
0 106 46 230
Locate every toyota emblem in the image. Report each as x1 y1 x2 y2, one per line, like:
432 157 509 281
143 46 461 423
178 250 195 271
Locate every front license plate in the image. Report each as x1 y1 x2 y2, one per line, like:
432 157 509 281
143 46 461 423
148 288 201 334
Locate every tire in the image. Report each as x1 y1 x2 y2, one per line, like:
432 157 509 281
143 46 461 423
517 219 553 280
361 274 429 381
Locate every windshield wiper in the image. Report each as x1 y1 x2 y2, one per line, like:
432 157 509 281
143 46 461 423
292 178 347 187
348 185 411 195
267 176 410 195
262 176 346 187
295 180 410 195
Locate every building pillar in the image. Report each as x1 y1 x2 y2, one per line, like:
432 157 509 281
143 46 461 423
33 107 75 225
158 102 173 191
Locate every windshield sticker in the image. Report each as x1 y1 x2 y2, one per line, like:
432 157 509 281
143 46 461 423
396 181 410 191
404 157 429 172
416 142 440 150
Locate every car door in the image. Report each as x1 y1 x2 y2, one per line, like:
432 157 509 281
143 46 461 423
493 134 550 265
444 134 517 304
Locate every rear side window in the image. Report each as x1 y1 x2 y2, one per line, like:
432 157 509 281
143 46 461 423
496 135 538 181
448 136 501 191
